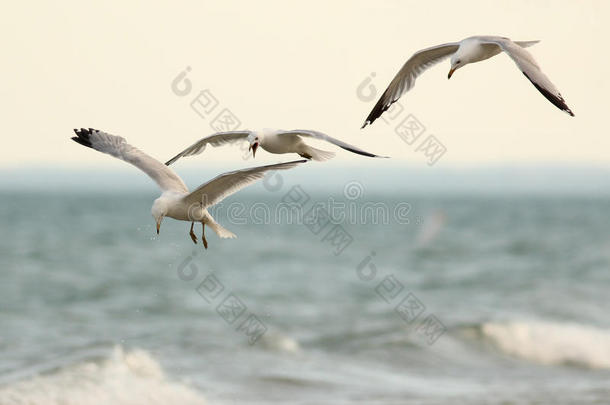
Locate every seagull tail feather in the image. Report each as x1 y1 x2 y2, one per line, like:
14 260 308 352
208 220 237 239
304 146 336 162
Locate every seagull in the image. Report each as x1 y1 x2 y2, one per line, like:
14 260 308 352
71 128 306 248
165 128 388 165
362 36 574 128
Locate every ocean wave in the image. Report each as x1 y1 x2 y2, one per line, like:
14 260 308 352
0 346 207 405
475 320 610 369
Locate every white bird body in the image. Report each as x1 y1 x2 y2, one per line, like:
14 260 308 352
72 128 306 247
453 37 502 64
156 192 195 220
256 130 304 155
164 128 387 165
362 35 574 127
250 129 337 160
156 193 231 237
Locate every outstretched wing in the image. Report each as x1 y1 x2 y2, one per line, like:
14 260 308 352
165 131 252 165
278 130 388 158
481 38 574 116
182 160 307 207
362 43 459 128
72 128 188 192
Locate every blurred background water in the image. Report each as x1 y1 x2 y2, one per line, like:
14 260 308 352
1 169 609 404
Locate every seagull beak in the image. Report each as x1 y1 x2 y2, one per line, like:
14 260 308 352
448 67 456 79
156 220 161 235
251 142 258 158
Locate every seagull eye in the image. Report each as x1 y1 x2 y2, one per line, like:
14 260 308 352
456 60 461 64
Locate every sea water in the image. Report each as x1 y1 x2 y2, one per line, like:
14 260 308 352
1 185 609 404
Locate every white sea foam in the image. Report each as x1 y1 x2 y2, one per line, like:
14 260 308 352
0 346 207 405
480 320 610 369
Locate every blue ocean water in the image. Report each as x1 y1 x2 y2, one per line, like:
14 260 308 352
1 179 609 404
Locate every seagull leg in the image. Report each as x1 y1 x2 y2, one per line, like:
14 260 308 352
189 222 197 244
201 222 208 249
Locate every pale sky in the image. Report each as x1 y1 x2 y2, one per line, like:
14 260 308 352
1 0 608 169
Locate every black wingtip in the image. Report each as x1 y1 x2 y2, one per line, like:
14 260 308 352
370 153 391 159
362 110 383 129
71 128 94 148
522 72 575 117
71 136 88 148
339 144 386 159
164 155 179 166
361 91 394 129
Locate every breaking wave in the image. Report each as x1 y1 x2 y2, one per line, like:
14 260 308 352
476 320 610 369
0 346 207 405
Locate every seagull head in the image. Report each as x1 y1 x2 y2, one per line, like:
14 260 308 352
448 57 464 79
247 133 260 158
151 198 168 235
449 44 475 79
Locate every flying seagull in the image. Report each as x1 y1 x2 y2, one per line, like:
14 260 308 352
362 36 574 128
165 128 388 165
72 128 306 248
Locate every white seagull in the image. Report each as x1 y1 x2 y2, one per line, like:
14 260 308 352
72 128 306 248
165 128 388 165
362 35 574 128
